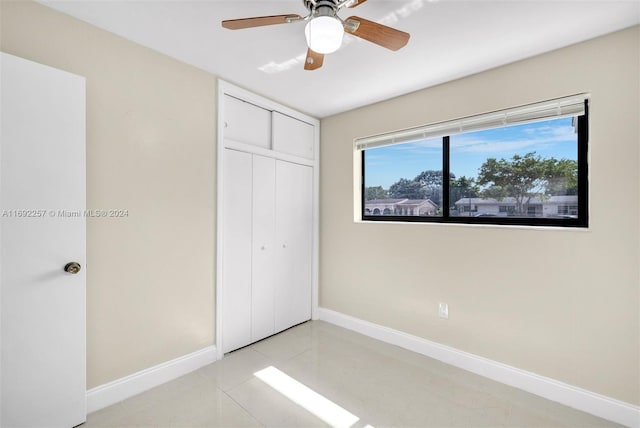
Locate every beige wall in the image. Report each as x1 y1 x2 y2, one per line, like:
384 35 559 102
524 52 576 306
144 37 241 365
320 26 640 405
1 1 217 388
2 0 638 406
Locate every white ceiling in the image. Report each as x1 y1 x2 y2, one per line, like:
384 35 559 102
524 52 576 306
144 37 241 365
39 0 639 118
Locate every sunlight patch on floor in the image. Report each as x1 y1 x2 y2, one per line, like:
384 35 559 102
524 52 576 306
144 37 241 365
254 366 367 428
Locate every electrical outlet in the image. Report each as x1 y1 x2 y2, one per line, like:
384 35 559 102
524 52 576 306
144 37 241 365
438 302 449 319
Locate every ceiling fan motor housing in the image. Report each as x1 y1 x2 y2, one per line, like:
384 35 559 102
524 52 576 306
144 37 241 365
304 0 340 18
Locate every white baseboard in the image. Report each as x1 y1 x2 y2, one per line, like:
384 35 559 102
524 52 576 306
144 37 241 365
318 308 640 428
86 346 217 414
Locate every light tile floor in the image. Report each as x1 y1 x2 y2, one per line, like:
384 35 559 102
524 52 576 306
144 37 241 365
85 321 620 427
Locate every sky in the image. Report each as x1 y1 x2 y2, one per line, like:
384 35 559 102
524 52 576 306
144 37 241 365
364 117 578 189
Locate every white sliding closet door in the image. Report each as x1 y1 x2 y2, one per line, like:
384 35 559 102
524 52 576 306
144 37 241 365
219 83 318 357
251 155 276 342
274 160 313 332
222 149 252 353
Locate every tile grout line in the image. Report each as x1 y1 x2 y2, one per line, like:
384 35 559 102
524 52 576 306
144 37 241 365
220 385 267 428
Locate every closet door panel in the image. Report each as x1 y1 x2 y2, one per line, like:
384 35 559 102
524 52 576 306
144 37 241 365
223 95 271 148
274 160 313 332
272 112 314 159
222 149 253 353
251 155 276 342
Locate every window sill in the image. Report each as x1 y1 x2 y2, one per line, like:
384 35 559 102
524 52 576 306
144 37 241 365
355 218 591 232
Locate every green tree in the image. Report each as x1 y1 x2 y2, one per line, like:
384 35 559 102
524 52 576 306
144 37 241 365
387 170 457 206
450 176 479 205
545 159 578 195
413 170 453 207
414 170 444 188
365 186 389 200
477 152 578 214
389 178 427 199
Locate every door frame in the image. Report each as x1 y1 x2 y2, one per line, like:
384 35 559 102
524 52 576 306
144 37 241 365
215 80 320 360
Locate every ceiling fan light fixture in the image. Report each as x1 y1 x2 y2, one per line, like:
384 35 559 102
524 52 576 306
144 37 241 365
305 16 344 54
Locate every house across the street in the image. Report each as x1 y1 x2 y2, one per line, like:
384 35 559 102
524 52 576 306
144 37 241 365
454 195 578 217
365 198 439 216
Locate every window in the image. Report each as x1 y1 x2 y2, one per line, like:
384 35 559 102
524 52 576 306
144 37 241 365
358 95 589 227
558 205 578 216
362 137 443 218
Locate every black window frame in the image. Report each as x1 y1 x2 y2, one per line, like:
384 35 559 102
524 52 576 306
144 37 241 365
361 101 589 228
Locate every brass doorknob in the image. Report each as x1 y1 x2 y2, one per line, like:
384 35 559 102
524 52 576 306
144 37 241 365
64 262 81 274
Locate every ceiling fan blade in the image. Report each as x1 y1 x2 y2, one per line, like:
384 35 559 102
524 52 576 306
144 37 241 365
348 0 368 7
344 16 410 51
222 14 302 30
304 49 325 71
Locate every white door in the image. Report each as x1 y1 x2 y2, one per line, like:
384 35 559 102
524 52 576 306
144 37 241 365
222 149 252 353
274 160 313 332
0 53 86 427
251 155 275 342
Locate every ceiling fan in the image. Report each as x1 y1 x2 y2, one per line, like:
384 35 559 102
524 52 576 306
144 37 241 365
221 0 410 71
